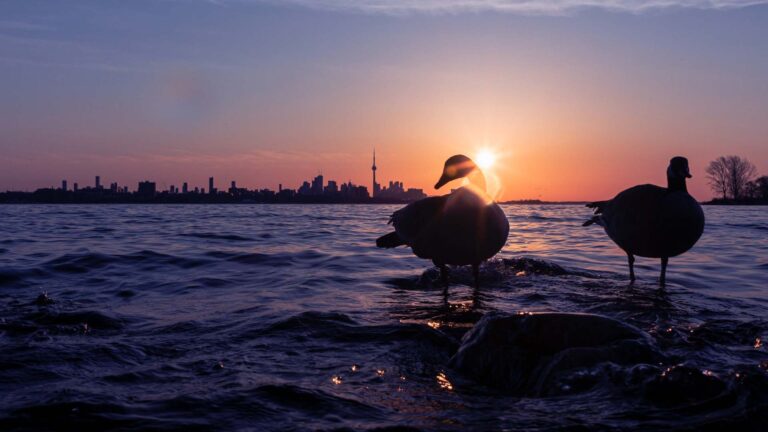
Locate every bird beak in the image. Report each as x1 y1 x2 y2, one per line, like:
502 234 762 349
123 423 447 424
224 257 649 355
685 168 692 178
434 174 450 190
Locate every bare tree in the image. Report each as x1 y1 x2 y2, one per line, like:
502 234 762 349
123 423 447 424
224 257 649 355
748 176 768 201
727 156 757 200
706 157 729 200
706 156 758 200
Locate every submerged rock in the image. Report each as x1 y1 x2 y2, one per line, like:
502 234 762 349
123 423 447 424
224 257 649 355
449 312 661 396
34 292 55 306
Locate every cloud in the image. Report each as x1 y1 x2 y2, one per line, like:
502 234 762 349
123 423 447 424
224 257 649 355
0 20 53 32
249 0 768 15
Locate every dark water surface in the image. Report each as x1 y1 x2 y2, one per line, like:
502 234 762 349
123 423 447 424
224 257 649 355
1 204 766 431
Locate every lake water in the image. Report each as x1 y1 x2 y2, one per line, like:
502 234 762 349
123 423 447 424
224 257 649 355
0 204 766 431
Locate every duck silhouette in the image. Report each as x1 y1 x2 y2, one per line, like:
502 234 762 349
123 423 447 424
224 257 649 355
376 155 510 287
583 156 705 286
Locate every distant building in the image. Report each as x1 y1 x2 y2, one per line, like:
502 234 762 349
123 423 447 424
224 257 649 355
61 180 67 191
95 176 101 190
341 182 369 201
73 183 78 192
324 180 338 194
137 181 156 197
209 177 215 195
110 182 118 193
311 175 324 195
377 179 426 202
298 181 311 195
182 182 188 194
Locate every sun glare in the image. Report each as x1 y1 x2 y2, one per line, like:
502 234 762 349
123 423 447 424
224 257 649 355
476 150 496 170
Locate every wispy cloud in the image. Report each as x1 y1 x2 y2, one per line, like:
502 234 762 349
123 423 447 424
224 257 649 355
247 0 768 15
0 20 53 32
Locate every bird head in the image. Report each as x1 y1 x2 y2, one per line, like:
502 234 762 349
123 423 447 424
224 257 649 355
668 156 692 180
435 155 477 189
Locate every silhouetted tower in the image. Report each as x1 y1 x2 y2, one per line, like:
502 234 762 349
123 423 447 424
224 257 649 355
372 148 378 198
182 182 188 194
73 183 79 192
209 177 215 195
61 180 67 191
95 176 101 190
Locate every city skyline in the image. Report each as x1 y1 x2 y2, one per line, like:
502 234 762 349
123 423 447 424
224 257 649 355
2 2 768 200
2 149 422 197
1 148 429 204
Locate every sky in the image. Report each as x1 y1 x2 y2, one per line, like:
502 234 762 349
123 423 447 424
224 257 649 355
1 0 767 201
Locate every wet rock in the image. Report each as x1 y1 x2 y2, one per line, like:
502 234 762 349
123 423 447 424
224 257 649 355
449 312 661 396
644 365 729 408
34 292 55 306
502 257 569 276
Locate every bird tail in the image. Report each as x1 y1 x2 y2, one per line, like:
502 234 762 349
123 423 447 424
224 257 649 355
583 216 600 227
584 200 608 227
585 200 608 214
376 232 405 248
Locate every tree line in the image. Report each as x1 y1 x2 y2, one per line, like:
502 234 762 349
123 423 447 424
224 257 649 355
706 156 768 203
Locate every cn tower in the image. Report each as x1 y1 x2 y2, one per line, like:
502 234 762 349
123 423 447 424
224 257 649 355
371 148 377 198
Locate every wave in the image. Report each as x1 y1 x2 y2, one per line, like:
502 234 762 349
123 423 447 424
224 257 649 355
44 251 210 274
257 311 457 349
723 222 768 231
180 233 255 242
0 268 49 287
204 250 330 267
0 384 387 432
0 238 36 245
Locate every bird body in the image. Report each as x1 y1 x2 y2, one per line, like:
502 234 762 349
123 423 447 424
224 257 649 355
584 157 705 285
376 155 509 286
587 185 704 259
385 187 509 265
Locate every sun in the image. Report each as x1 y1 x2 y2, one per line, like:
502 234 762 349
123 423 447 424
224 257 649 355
476 149 496 170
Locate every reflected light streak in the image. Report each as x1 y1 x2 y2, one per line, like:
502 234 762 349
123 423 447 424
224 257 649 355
436 372 454 391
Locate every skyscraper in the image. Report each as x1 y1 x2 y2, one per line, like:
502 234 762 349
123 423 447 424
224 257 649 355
95 176 101 190
372 149 379 197
209 177 215 195
311 174 324 195
182 182 188 194
61 180 67 191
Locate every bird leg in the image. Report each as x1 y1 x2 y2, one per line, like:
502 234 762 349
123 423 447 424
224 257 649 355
438 264 449 287
660 257 668 287
627 253 636 283
472 263 480 289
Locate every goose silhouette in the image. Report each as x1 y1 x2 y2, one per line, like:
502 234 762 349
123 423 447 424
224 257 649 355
376 155 510 287
583 156 705 286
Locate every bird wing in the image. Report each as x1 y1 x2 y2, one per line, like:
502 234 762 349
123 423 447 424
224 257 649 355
389 195 448 245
